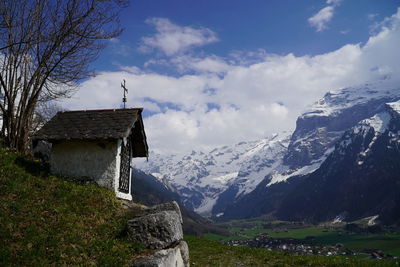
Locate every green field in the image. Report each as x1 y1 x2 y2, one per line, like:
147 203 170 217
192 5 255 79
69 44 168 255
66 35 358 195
205 220 400 257
186 235 397 267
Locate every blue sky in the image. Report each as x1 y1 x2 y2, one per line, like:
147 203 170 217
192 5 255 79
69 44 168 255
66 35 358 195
95 0 398 71
64 1 400 154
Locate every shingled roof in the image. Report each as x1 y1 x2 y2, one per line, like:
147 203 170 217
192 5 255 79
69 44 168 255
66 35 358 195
33 108 148 157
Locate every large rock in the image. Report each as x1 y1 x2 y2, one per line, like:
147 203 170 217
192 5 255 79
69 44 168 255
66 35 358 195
132 245 185 267
127 210 183 249
138 201 183 224
177 241 190 267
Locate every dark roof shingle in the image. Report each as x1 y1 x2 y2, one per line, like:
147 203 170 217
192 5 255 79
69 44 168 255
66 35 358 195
34 108 143 141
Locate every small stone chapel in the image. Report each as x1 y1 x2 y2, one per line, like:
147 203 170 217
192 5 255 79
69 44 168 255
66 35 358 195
33 108 148 200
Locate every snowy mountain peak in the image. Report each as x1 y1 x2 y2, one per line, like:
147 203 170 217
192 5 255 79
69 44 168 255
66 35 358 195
135 79 400 216
283 79 400 170
220 81 400 223
135 132 289 214
301 79 400 119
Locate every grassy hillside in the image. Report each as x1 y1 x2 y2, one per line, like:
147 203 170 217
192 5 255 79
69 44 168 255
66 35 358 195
0 148 143 266
1 147 397 266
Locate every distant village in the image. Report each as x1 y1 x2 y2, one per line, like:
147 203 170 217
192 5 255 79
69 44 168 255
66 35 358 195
226 233 398 260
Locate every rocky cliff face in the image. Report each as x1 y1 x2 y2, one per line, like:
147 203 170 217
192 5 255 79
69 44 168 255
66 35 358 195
263 79 400 187
284 79 400 169
221 95 400 224
275 101 400 224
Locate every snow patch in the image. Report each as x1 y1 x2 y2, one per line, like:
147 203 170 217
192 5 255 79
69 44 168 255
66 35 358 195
195 195 218 214
362 112 391 134
210 172 238 185
387 101 400 114
367 215 379 226
332 216 343 224
150 172 164 181
267 147 334 186
332 214 346 224
354 112 391 161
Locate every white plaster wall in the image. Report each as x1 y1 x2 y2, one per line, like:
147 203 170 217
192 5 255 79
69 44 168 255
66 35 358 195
50 140 118 191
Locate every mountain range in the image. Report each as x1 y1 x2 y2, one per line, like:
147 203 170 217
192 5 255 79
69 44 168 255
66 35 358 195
135 78 400 224
135 133 290 214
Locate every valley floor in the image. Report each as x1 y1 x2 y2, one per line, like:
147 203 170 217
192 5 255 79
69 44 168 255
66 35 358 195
189 218 400 266
186 235 397 267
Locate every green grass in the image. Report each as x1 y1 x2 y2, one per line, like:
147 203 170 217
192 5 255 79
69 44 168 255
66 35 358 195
261 228 400 256
2 147 398 266
205 221 400 257
266 227 329 239
185 235 397 267
0 148 143 266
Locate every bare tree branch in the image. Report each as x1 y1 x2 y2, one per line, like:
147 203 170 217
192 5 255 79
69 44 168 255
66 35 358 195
0 0 127 152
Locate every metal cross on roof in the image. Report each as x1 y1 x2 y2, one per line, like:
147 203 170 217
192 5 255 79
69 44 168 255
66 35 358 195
121 79 128 108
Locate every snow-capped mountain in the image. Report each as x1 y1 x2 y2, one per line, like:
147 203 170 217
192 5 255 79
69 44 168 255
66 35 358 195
274 100 400 224
284 78 400 170
221 79 400 222
136 78 400 221
214 78 400 216
134 133 289 214
234 134 289 197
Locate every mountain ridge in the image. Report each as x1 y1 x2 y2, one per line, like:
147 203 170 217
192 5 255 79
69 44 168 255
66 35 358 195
135 133 289 214
136 78 400 222
222 97 400 224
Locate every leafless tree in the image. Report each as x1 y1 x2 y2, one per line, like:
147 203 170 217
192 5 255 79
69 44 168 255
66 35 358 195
0 0 127 153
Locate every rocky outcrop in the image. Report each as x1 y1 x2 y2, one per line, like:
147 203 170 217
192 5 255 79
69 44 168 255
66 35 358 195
129 201 189 267
127 210 183 250
132 241 189 267
134 201 183 224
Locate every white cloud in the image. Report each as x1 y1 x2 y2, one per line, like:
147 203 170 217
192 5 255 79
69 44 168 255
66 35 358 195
308 6 335 32
64 9 400 154
145 54 232 74
369 8 399 35
139 18 218 56
270 103 289 118
308 0 342 32
326 0 342 6
119 65 143 74
368 13 379 20
172 55 232 74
